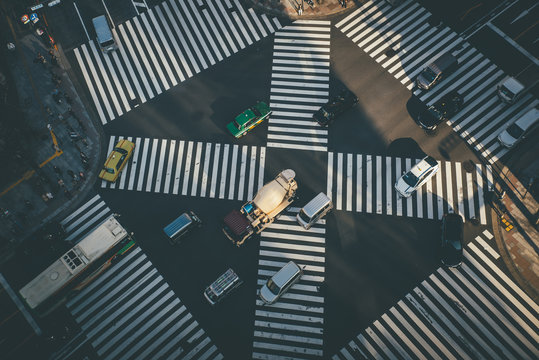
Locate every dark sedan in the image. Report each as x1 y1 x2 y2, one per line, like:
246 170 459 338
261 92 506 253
417 91 464 131
441 213 463 267
313 89 358 127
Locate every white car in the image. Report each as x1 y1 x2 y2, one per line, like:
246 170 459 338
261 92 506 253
395 156 439 198
498 107 539 148
259 261 302 304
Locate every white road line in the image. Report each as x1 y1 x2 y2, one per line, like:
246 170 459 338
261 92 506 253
161 1 197 75
237 145 248 201
200 143 212 197
426 175 434 219
153 139 167 192
258 147 266 193
209 143 220 198
220 144 230 199
172 140 185 195
145 138 159 192
376 156 382 214
73 48 106 124
247 146 257 201
475 165 487 224
346 154 353 211
163 139 176 194
190 142 203 196
228 145 239 200
336 153 343 210
395 159 402 216
386 157 392 215
327 152 333 202
466 172 475 220
416 180 423 218
366 155 372 213
405 158 412 217
118 23 154 99
81 44 114 120
436 161 444 219
356 154 362 212
128 137 141 190
182 141 194 196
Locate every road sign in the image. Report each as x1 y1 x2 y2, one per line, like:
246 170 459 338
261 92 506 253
48 0 61 7
21 14 30 24
30 13 39 24
30 4 44 11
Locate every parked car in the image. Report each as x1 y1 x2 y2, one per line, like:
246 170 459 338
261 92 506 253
226 101 271 138
497 107 539 148
98 139 135 182
395 155 439 197
313 89 358 126
417 91 464 131
163 211 202 245
416 52 459 90
259 261 302 304
441 213 463 267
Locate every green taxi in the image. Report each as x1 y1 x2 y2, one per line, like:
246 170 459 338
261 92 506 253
226 101 271 138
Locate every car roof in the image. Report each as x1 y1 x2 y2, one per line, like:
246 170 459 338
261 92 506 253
272 261 300 287
410 156 438 177
235 109 255 126
302 192 331 218
515 107 539 130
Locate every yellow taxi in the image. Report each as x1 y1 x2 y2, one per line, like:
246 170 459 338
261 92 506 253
98 139 135 182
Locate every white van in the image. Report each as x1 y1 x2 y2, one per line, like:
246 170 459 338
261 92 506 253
259 261 302 304
204 268 242 305
92 15 116 53
296 192 333 230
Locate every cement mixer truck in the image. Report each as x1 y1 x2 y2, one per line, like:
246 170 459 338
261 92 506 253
222 169 298 246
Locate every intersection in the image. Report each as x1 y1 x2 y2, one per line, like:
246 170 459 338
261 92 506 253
1 0 538 359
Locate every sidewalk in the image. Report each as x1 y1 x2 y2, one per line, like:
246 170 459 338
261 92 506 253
492 167 539 303
0 5 101 264
247 0 355 18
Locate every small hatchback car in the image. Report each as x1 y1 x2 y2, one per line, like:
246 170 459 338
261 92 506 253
395 156 439 197
498 107 538 148
260 261 302 304
226 101 271 138
98 139 135 182
417 91 464 131
313 89 358 126
441 213 463 267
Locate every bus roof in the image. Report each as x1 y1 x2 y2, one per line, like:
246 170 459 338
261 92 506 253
19 215 128 309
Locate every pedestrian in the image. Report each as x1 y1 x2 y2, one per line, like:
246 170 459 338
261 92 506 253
57 179 64 187
35 52 46 64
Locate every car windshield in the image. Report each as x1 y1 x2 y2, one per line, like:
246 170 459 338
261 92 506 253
104 167 115 174
499 85 514 99
428 106 442 119
233 120 241 129
266 279 280 295
115 155 126 170
320 108 331 119
506 123 524 139
298 210 310 224
251 107 261 117
113 148 128 155
422 67 438 82
402 172 418 187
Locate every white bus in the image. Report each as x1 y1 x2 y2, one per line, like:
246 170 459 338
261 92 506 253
19 215 132 314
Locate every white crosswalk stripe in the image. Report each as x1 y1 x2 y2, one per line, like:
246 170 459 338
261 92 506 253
65 247 222 360
101 136 266 200
73 0 281 124
328 152 490 224
335 0 538 165
332 230 539 359
252 209 326 359
60 194 113 244
267 20 331 152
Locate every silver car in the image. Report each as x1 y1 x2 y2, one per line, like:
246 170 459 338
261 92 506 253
259 261 303 304
395 156 439 198
498 107 538 148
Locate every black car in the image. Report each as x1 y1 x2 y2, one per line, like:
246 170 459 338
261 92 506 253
441 213 463 267
313 89 358 126
417 91 464 131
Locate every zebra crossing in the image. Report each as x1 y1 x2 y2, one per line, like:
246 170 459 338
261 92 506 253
335 0 538 165
332 229 539 360
66 246 223 360
60 195 223 360
60 194 113 244
267 20 331 152
74 0 282 124
253 208 326 359
101 136 266 201
327 152 493 224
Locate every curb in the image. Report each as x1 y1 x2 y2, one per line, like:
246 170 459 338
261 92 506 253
491 208 539 303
